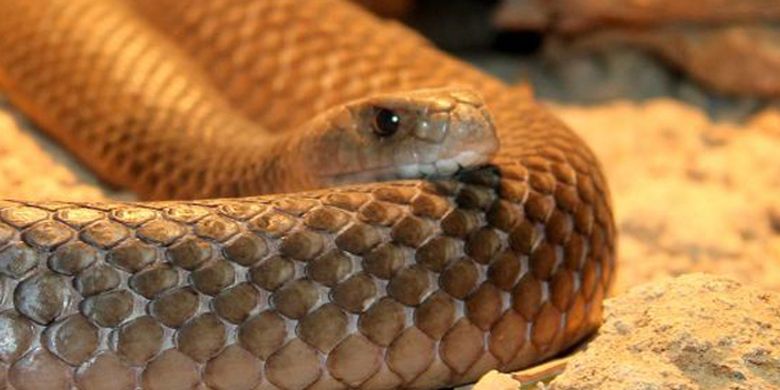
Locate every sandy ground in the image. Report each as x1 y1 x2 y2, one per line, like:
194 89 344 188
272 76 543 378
547 273 780 389
0 95 112 201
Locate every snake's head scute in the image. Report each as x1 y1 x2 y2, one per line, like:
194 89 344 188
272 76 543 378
305 88 500 186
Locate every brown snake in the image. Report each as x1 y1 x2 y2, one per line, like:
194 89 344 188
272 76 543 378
0 0 616 389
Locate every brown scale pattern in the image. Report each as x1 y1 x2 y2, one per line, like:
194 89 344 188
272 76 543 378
0 181 613 389
0 0 615 389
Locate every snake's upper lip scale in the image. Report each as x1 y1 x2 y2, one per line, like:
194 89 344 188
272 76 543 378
324 151 493 185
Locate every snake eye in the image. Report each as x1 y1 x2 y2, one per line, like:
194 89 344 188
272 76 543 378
372 108 401 137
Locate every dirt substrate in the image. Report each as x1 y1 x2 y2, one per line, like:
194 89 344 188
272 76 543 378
2 93 779 388
0 96 118 201
545 273 780 389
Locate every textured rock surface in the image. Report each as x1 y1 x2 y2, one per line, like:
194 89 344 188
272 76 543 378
493 0 551 31
473 47 767 121
550 273 780 389
494 0 780 32
493 1 780 98
565 24 780 97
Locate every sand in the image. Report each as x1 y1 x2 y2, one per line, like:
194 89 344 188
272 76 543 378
549 273 780 389
0 95 112 202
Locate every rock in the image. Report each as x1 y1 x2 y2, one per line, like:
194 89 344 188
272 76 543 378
494 0 780 32
493 0 551 31
675 81 763 122
494 1 780 98
548 273 780 389
532 46 674 103
570 24 780 97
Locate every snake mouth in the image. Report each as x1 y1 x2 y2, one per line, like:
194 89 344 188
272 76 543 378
324 151 493 185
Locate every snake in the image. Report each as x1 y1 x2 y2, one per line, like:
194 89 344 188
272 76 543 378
0 0 616 389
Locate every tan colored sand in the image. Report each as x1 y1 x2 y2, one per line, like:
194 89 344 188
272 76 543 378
0 96 113 202
550 273 780 389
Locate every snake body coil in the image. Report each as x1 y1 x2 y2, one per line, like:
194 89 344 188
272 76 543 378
0 0 615 389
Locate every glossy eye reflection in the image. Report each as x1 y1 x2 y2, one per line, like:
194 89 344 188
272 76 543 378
372 107 401 137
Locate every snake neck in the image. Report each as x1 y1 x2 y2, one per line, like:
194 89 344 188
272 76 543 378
110 111 316 201
234 133 319 197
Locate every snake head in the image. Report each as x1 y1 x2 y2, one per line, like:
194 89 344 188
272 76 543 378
303 88 500 186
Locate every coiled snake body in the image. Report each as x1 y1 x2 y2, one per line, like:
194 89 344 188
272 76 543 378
0 0 615 389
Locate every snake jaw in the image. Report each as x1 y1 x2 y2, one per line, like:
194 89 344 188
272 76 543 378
323 149 494 186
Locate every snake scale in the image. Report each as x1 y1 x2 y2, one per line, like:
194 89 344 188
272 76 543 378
0 0 615 389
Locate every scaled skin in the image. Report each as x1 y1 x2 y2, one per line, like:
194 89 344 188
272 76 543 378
0 0 615 388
